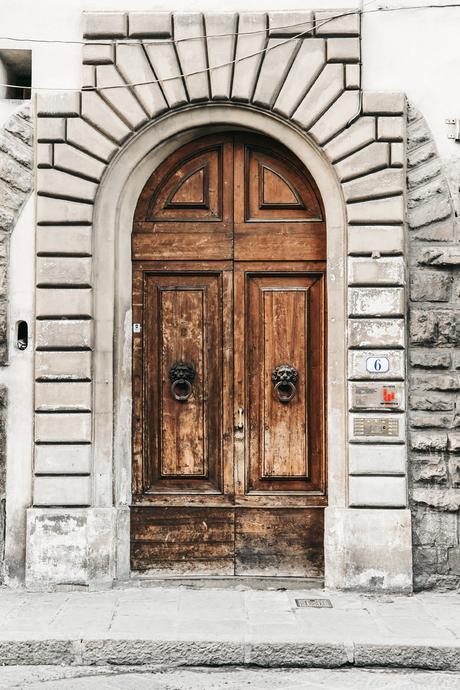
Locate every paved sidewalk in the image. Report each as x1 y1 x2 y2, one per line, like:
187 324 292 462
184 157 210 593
0 587 459 670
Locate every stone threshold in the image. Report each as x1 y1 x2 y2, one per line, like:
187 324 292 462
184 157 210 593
116 576 325 590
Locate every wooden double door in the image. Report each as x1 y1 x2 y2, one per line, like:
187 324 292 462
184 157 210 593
131 133 327 577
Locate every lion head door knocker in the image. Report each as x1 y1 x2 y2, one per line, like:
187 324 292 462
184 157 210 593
271 364 299 403
169 361 195 402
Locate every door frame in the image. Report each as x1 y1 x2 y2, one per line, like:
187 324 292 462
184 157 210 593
91 105 347 583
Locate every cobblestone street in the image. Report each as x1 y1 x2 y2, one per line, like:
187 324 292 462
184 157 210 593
0 666 460 689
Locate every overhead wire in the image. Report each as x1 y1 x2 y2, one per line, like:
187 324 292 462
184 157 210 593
0 3 458 94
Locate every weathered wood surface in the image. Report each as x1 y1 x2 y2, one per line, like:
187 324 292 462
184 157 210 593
131 133 327 576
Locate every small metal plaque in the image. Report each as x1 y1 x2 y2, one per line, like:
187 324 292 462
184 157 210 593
133 323 142 333
295 598 333 608
353 417 399 437
366 356 389 374
352 384 399 409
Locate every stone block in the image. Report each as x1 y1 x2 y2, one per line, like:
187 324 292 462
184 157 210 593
343 168 404 202
409 198 452 230
34 476 91 507
348 257 405 286
412 373 460 392
292 63 344 130
36 144 53 168
205 13 237 101
128 11 172 38
66 119 117 162
410 350 451 369
407 115 431 149
327 38 360 62
37 169 97 202
411 221 455 243
348 287 405 317
36 118 66 143
407 159 441 190
35 320 93 350
407 140 436 169
390 142 405 167
349 318 405 348
349 476 406 507
175 13 210 103
411 455 447 484
315 11 360 36
82 64 96 89
35 444 92 474
309 90 360 146
82 43 114 65
35 382 92 413
448 432 460 453
334 142 389 181
348 349 405 380
95 65 148 130
36 92 80 117
26 508 115 589
410 412 451 429
144 42 188 109
231 13 267 103
416 248 460 268
348 225 404 256
274 39 325 118
345 63 360 89
116 44 167 119
36 197 93 225
347 195 404 225
35 351 92 381
412 488 460 511
35 412 92 443
36 288 92 318
36 226 92 256
448 547 460 575
53 144 105 182
349 444 406 475
253 39 300 109
362 92 405 115
410 432 448 452
81 91 132 143
410 310 458 346
268 11 313 36
349 381 405 412
324 507 413 592
377 116 404 141
36 256 92 287
410 271 450 302
83 12 127 38
349 412 405 443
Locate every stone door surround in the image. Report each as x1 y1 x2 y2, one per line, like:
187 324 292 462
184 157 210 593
27 10 412 590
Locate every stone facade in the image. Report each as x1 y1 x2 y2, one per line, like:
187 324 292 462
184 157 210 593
407 103 460 590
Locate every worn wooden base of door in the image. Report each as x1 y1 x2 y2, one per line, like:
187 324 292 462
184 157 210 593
131 507 324 577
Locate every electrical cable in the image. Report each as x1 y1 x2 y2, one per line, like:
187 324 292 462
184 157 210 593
0 3 458 94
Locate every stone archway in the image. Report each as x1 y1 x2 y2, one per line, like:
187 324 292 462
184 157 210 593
27 10 412 591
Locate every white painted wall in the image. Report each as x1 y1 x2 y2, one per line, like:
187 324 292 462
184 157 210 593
0 1 459 156
1 197 34 585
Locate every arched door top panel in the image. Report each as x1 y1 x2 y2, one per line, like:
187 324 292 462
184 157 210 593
132 133 326 262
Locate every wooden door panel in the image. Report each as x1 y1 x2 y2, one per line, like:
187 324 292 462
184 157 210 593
131 507 235 575
241 265 326 496
133 265 232 498
235 508 324 576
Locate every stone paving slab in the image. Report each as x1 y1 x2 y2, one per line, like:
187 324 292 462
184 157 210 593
0 587 459 669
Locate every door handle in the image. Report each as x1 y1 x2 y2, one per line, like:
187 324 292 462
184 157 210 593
272 364 299 403
235 406 244 431
169 361 195 402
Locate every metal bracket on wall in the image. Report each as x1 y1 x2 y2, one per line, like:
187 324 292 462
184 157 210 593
446 119 460 141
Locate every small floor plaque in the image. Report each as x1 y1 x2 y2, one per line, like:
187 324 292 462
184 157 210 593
295 598 333 608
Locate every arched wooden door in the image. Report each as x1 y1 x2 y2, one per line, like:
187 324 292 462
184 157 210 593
131 133 327 577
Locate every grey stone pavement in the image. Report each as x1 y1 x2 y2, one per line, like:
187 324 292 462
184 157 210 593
0 586 460 673
1 666 460 689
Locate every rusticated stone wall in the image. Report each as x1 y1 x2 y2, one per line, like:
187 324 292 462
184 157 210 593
407 102 460 590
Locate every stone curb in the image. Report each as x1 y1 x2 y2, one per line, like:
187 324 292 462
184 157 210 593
0 639 459 670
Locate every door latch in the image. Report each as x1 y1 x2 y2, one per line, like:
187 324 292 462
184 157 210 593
235 406 244 431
